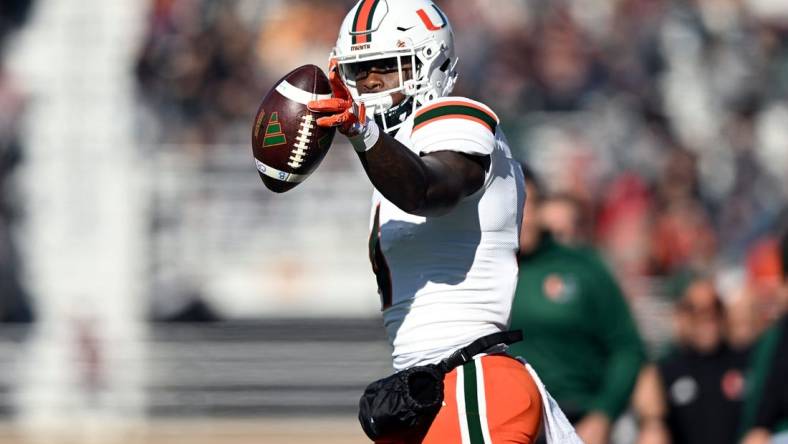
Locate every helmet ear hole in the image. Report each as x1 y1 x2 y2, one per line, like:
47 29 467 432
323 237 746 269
422 42 439 60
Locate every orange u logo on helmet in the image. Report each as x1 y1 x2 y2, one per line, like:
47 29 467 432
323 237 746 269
416 7 447 31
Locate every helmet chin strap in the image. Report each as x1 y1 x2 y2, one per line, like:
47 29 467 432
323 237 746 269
372 96 415 134
354 71 434 133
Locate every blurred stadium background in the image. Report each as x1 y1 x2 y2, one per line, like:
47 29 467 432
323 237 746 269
0 0 786 442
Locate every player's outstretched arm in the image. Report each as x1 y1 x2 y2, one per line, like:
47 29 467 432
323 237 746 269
314 103 487 215
356 134 488 217
308 61 488 217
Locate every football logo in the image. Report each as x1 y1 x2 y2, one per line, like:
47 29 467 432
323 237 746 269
263 112 287 148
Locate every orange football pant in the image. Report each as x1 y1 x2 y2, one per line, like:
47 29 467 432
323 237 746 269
377 354 543 444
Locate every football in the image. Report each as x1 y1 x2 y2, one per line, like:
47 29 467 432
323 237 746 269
251 65 336 193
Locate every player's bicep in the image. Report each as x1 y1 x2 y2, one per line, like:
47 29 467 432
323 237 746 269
419 151 489 214
406 97 498 215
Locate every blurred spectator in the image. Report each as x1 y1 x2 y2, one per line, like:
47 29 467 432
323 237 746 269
636 276 750 444
746 236 787 328
523 6 607 112
540 192 591 247
0 48 33 322
0 0 35 325
725 284 760 350
717 104 784 263
650 147 717 275
741 224 788 444
0 0 34 49
595 173 655 278
509 167 645 444
631 364 671 444
135 0 270 146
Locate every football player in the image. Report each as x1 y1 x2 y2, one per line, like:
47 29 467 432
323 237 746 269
309 1 581 442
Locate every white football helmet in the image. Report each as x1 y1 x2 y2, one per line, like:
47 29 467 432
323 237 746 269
332 0 458 133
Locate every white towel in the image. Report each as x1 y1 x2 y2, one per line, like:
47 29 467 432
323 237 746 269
519 358 586 444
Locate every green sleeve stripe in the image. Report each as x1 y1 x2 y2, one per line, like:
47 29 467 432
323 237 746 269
463 361 486 443
414 105 497 133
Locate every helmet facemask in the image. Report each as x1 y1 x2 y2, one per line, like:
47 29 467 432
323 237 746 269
333 37 457 134
336 51 417 133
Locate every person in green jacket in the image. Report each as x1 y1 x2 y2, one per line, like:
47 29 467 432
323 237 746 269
741 226 788 444
509 167 646 444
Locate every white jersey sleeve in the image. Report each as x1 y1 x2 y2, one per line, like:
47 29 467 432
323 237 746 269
409 97 499 157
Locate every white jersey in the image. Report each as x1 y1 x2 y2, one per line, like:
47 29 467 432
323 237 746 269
367 96 526 371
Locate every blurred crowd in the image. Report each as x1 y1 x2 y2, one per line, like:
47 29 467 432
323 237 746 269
136 0 788 329
132 0 788 442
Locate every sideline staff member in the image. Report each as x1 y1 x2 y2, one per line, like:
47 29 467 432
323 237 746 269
509 168 645 444
742 229 788 444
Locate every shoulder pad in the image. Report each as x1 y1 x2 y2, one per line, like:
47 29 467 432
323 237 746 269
413 96 499 134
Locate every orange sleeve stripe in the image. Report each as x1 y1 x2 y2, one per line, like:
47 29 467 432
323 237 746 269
413 101 499 133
